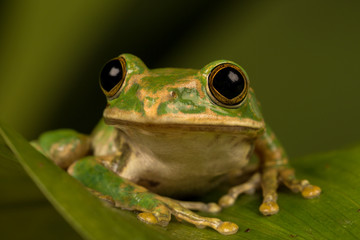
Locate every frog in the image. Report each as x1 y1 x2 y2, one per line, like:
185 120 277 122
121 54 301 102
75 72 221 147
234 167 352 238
32 54 321 235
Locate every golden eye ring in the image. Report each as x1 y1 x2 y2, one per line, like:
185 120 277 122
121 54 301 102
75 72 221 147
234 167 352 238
208 63 248 107
99 57 126 98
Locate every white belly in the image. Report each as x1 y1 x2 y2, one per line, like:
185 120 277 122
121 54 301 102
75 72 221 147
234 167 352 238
118 126 256 197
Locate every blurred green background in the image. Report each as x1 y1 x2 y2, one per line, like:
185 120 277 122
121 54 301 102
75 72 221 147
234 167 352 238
1 0 359 157
0 0 360 239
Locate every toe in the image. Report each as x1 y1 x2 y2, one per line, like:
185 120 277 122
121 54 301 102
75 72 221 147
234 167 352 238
259 201 279 215
216 221 239 235
137 212 158 225
137 204 171 226
302 185 321 198
219 195 235 207
207 202 221 213
152 205 171 226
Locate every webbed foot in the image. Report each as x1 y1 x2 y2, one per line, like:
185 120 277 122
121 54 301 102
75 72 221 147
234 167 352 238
279 168 321 198
96 192 238 234
259 167 321 216
155 196 239 235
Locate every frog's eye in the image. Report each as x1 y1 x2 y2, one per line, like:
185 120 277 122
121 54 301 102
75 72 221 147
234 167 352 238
208 63 248 107
99 57 126 98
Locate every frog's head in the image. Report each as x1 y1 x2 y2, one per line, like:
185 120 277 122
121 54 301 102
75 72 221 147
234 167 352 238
99 54 264 134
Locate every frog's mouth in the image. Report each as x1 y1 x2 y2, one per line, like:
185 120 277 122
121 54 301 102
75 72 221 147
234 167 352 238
103 104 265 135
104 117 264 135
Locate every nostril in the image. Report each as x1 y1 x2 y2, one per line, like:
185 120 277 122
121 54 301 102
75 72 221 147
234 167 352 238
170 91 177 98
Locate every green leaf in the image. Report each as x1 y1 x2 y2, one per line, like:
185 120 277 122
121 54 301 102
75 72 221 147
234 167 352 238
0 132 83 239
0 122 169 240
1 122 360 239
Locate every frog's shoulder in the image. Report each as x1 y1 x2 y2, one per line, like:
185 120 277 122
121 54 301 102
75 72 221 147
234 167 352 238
91 119 119 156
92 118 113 134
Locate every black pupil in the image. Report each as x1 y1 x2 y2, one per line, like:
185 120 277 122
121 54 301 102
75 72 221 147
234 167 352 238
100 59 123 92
213 67 245 99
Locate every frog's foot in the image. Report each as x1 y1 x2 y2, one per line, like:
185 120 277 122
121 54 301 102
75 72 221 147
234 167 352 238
158 196 238 235
218 173 261 208
86 187 168 226
259 167 280 216
84 187 171 225
259 194 279 216
259 167 321 216
177 200 221 213
134 204 172 226
120 195 238 235
87 183 237 234
279 168 321 199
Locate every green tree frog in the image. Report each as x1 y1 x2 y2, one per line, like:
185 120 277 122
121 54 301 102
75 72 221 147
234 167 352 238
32 54 321 235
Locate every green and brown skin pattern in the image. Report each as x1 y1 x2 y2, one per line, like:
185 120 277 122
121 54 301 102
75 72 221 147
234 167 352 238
32 54 321 235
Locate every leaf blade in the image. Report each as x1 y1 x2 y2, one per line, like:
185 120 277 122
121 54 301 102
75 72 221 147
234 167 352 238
0 122 170 240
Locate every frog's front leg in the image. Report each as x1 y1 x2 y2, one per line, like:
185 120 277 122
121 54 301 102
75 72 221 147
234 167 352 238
218 172 261 208
255 125 321 215
31 129 91 169
68 157 239 235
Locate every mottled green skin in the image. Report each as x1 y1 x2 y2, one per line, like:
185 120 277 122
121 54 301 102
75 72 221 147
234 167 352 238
33 129 90 168
105 54 263 125
37 129 81 154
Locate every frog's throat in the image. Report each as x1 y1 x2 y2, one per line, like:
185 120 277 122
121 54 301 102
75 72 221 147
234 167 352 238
104 118 264 134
